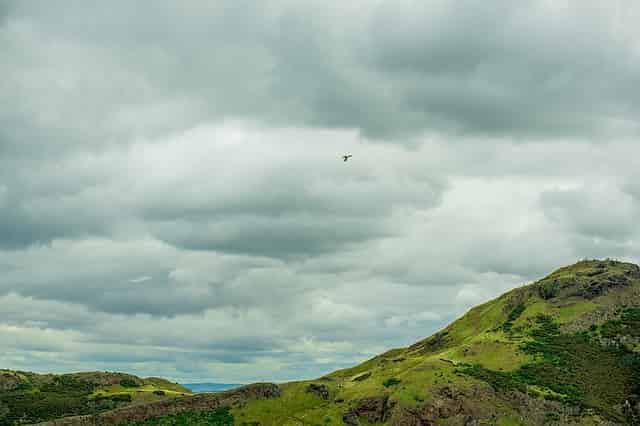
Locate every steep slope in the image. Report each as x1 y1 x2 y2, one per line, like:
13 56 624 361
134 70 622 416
0 371 191 425
232 259 640 426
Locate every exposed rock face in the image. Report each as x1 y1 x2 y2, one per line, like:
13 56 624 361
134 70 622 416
537 260 640 301
70 372 143 387
342 410 359 426
343 395 392 425
0 372 21 392
33 383 281 426
504 391 585 425
389 385 498 426
409 331 450 355
305 383 329 400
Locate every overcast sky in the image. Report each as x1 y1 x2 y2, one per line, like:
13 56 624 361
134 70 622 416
1 0 640 383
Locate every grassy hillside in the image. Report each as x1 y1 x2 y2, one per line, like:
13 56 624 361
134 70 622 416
0 371 191 425
231 259 640 426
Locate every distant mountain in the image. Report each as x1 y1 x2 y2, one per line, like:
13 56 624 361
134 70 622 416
181 383 243 393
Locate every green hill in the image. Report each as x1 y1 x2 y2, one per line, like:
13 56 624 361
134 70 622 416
0 371 191 425
231 259 640 426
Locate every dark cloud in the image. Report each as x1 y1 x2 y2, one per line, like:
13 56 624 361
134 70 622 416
5 0 640 142
540 185 638 242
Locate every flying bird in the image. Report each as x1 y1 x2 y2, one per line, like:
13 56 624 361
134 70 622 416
342 154 353 162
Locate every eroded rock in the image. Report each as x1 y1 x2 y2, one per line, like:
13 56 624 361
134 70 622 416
0 373 21 392
305 383 329 400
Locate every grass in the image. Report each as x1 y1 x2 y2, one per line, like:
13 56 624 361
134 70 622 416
123 407 233 425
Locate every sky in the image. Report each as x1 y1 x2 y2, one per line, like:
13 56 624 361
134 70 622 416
1 0 640 383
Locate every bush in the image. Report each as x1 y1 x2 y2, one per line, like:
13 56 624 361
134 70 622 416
538 281 560 300
120 378 141 388
110 394 133 403
152 390 166 396
382 378 401 388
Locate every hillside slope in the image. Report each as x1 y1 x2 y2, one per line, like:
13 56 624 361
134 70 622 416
0 371 191 425
232 259 640 426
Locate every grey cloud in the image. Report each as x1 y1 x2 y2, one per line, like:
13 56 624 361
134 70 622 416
540 185 638 242
5 0 640 142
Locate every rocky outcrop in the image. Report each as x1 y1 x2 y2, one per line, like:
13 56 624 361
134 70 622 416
70 372 143 387
389 385 498 426
0 372 21 392
537 260 640 302
305 383 329 400
343 395 392 425
33 383 280 426
342 410 359 426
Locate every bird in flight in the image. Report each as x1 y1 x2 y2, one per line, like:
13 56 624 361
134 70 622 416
342 154 353 162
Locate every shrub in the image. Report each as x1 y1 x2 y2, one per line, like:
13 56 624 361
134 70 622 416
110 394 133 403
120 378 141 388
538 281 560 300
382 378 401 388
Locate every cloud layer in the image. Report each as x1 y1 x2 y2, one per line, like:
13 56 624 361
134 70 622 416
1 0 640 382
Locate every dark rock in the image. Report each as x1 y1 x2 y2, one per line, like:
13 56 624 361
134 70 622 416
345 396 391 424
342 411 359 426
389 385 498 426
409 331 450 354
305 383 329 400
0 372 21 392
71 372 144 388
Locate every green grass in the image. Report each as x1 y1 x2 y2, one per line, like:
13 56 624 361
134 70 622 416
231 382 344 426
123 407 233 426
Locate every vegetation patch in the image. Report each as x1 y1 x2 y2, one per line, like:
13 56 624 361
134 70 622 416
460 314 640 421
0 375 106 425
0 373 187 425
382 378 401 388
538 280 560 300
502 303 526 332
123 407 234 425
600 307 640 339
120 378 142 388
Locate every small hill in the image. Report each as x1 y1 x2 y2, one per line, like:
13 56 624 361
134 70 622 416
0 370 191 425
